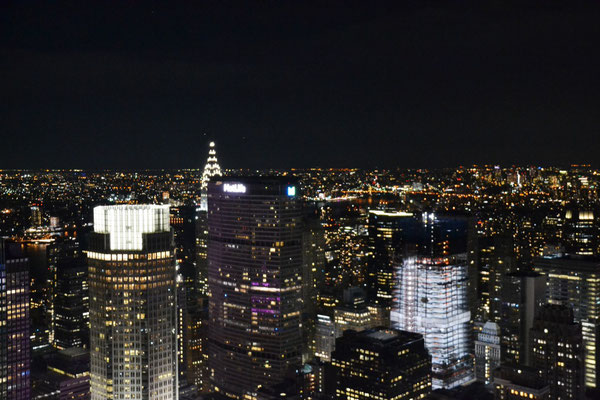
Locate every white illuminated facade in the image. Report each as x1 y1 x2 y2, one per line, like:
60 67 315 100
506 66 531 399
93 205 170 251
391 255 473 389
89 205 177 400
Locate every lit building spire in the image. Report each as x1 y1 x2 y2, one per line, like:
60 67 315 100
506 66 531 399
201 141 222 190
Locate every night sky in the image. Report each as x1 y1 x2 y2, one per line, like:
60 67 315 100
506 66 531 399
2 1 600 169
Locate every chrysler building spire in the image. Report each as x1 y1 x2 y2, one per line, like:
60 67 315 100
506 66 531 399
201 141 222 190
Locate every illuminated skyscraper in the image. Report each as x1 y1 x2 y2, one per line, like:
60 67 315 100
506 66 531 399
200 141 222 211
207 177 303 398
0 240 31 400
198 141 222 290
392 254 472 389
88 205 178 400
534 255 600 389
391 213 473 389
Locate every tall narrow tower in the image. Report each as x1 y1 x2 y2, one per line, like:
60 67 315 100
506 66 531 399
88 205 178 400
0 240 31 400
207 177 303 398
200 141 222 211
201 141 222 191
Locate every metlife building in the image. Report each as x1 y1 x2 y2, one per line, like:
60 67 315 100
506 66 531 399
207 177 303 399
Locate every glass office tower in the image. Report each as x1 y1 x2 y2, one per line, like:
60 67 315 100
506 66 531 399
207 177 303 399
88 205 177 400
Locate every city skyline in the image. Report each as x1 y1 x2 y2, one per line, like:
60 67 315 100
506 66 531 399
3 2 600 400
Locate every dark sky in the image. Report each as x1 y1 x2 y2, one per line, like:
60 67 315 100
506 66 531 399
2 1 600 169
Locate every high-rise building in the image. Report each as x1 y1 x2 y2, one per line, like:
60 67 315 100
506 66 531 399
198 141 221 292
171 205 204 385
185 299 209 393
392 254 473 389
48 238 89 350
366 210 414 310
534 255 600 389
488 236 518 324
474 321 501 385
563 204 598 256
170 206 199 275
88 205 178 400
499 271 546 366
530 304 583 400
327 328 431 399
301 209 326 361
195 209 209 297
0 240 31 400
207 177 303 398
391 213 473 389
200 141 222 211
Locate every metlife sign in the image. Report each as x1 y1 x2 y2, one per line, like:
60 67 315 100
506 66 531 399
223 183 247 193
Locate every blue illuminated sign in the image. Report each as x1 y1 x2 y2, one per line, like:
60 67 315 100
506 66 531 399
287 186 296 196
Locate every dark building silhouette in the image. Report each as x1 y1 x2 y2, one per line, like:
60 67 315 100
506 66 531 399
530 305 583 400
499 271 546 366
48 238 88 350
494 365 550 400
32 347 90 400
327 328 431 399
534 256 600 389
